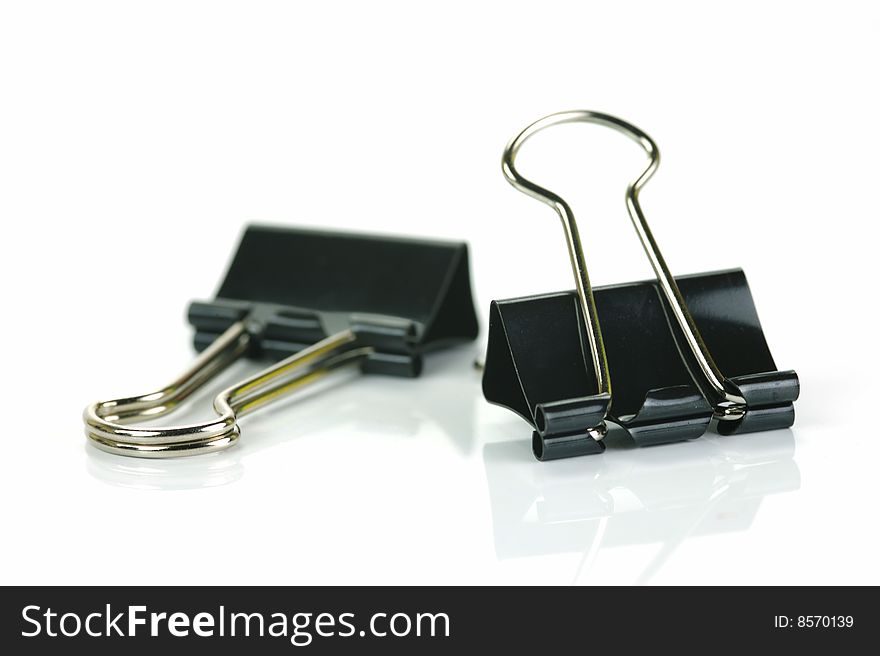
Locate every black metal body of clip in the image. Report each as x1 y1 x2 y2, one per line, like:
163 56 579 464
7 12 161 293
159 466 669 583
673 269 799 435
188 225 480 375
483 269 799 459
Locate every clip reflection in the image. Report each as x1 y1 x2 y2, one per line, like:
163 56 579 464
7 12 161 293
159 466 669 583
483 429 800 583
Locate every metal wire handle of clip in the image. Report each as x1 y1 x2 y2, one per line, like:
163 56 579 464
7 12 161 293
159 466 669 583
501 110 746 420
84 324 372 458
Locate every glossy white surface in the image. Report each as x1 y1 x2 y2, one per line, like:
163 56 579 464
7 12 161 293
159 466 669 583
1 1 877 585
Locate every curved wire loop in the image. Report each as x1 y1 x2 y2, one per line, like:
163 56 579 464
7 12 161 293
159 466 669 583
501 110 745 419
84 323 371 458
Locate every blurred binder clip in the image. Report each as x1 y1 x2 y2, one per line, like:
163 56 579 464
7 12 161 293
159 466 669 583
482 111 799 461
85 226 479 457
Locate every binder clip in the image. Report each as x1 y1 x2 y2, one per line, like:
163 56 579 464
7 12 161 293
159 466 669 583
84 225 479 457
482 111 799 461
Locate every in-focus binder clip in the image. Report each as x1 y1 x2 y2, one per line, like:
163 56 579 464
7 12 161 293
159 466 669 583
85 225 479 457
482 111 799 461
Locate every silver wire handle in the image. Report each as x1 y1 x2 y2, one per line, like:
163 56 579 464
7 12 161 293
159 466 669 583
84 323 373 457
501 110 745 419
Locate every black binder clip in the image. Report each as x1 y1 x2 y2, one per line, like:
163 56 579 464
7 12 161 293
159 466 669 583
482 111 799 460
85 225 479 457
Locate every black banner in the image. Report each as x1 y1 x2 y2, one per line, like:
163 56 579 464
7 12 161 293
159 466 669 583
0 586 869 653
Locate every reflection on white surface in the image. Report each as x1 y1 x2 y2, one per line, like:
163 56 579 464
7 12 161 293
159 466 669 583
86 348 479 490
483 429 799 584
86 446 245 490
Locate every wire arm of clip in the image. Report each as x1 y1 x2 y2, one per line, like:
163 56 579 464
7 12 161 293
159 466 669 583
501 110 746 421
84 323 372 457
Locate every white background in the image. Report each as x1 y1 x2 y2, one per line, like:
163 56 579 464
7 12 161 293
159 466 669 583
1 1 877 585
